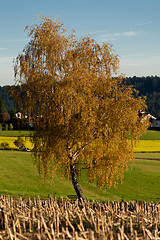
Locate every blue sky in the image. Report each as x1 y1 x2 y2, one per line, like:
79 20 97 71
0 0 160 86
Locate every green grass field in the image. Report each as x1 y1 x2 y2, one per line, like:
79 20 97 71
0 150 159 201
140 129 160 140
0 151 75 199
0 130 32 137
0 129 160 201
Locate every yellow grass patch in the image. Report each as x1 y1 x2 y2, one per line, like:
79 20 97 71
133 140 160 152
0 136 33 149
0 136 160 152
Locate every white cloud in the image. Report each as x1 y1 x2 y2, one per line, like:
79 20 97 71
119 54 160 77
114 31 138 37
0 57 13 63
121 54 160 64
121 53 147 58
7 38 27 43
0 65 14 86
0 38 28 44
91 30 107 34
99 31 139 42
137 21 152 26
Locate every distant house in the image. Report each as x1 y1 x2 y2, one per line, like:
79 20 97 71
151 116 160 128
15 112 28 119
15 112 22 119
139 111 160 129
139 111 156 123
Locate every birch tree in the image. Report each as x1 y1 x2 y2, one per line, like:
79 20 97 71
14 17 148 200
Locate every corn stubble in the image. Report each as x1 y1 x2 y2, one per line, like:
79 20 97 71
0 195 159 239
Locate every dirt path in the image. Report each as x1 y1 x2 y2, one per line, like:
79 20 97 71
135 157 160 161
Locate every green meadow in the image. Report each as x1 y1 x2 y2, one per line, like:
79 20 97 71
140 129 160 140
0 130 32 137
0 130 160 201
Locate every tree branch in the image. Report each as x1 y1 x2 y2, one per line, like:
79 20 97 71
73 141 88 159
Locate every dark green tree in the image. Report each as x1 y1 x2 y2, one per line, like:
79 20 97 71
0 96 6 123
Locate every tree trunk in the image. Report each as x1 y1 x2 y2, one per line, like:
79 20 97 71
70 164 85 201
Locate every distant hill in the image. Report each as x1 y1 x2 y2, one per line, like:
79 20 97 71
0 85 16 113
126 76 160 117
1 75 160 117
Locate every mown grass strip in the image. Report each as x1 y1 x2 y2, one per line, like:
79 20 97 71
140 130 160 140
0 130 32 137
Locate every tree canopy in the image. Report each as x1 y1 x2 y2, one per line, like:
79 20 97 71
14 17 148 200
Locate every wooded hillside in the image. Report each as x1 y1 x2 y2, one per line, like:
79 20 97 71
0 75 160 117
126 76 160 117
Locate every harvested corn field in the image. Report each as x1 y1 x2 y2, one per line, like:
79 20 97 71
0 195 159 239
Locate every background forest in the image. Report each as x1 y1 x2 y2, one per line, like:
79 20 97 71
126 76 160 117
0 76 160 129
